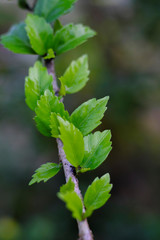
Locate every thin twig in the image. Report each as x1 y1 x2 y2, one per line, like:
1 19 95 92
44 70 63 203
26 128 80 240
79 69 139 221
45 59 59 96
45 59 94 240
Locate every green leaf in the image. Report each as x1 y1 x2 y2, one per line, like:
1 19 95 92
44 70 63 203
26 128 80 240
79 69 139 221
78 168 91 173
35 90 69 137
71 97 109 136
25 14 54 55
59 177 75 195
54 20 63 33
52 23 96 55
50 113 60 138
29 162 61 185
58 117 84 167
81 131 112 170
84 174 112 218
0 22 35 54
59 191 83 220
34 0 78 23
58 180 83 221
25 61 53 111
44 48 55 60
59 55 90 95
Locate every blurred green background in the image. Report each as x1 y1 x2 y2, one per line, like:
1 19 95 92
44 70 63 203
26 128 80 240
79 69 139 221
0 0 160 239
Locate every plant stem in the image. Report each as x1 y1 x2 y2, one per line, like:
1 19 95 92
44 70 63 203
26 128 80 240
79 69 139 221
45 59 94 240
44 59 59 96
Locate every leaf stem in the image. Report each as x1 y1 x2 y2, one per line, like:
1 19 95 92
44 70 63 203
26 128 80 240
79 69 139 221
45 59 94 240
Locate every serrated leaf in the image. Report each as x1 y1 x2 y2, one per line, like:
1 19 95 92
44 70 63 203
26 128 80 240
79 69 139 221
52 23 96 55
58 117 84 167
58 185 83 221
34 0 77 23
84 174 112 218
59 177 75 195
35 90 69 137
29 162 61 185
59 191 83 220
70 97 109 136
50 113 60 138
80 130 112 170
59 55 90 95
25 61 53 111
25 14 54 55
0 22 35 54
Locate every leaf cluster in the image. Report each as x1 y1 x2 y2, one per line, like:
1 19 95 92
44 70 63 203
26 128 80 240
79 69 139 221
24 59 112 174
0 0 113 221
27 55 112 218
58 174 112 220
1 0 96 56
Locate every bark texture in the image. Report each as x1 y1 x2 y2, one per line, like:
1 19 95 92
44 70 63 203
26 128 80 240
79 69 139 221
45 59 94 240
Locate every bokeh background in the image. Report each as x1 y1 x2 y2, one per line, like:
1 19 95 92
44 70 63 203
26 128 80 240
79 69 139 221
0 0 160 239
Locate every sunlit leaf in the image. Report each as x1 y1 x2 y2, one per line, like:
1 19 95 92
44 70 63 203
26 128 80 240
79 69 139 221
59 55 90 95
52 23 96 55
59 177 75 196
25 14 54 55
80 130 112 170
84 174 112 218
35 90 69 137
44 48 55 60
71 97 109 136
58 117 84 167
29 162 61 185
58 179 83 221
25 61 53 111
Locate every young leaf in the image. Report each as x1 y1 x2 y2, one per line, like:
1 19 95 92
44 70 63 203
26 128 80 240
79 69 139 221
50 113 60 138
25 61 53 111
0 22 35 54
58 180 83 221
84 174 112 218
59 191 83 221
25 14 54 55
59 55 90 95
29 162 61 185
58 117 84 167
34 0 77 23
35 90 69 137
70 97 109 136
52 23 96 55
44 49 55 60
59 177 75 195
78 168 91 174
80 130 112 170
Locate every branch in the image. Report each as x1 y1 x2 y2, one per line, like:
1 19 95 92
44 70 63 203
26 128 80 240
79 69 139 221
44 59 59 96
45 59 94 240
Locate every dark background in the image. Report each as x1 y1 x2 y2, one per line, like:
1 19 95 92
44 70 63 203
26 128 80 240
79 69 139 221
0 0 160 239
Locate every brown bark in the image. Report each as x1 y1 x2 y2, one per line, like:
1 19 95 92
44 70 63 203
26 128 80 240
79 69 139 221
45 59 94 240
